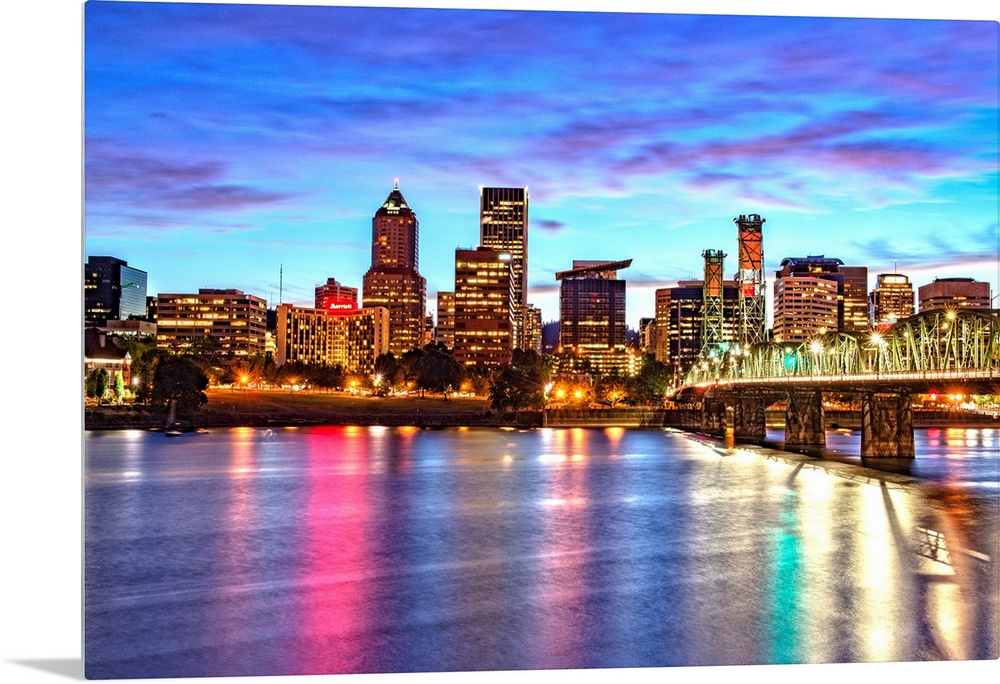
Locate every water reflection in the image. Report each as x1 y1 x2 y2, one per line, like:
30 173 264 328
84 427 998 679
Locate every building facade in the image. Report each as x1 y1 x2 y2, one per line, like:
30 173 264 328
85 256 148 327
155 289 267 360
453 247 514 368
362 183 427 357
557 259 631 374
275 304 389 375
480 186 531 350
871 273 915 329
918 278 991 312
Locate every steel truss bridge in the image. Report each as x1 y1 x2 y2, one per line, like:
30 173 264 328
671 309 1000 458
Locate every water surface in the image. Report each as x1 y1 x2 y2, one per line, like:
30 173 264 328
84 426 999 679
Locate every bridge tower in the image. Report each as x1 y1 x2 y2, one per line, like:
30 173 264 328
701 249 727 359
734 214 767 348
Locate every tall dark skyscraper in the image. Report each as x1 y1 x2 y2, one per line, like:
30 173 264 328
362 183 427 357
557 259 631 374
84 256 148 327
480 186 529 350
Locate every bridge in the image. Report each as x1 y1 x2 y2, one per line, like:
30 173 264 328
669 309 1000 457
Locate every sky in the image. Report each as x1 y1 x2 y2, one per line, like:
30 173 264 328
82 0 1000 328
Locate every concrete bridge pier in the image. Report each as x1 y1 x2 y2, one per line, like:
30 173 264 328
700 394 766 440
732 395 766 441
700 395 728 436
861 391 915 458
785 390 825 447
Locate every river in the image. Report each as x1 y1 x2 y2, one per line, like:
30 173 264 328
84 426 999 679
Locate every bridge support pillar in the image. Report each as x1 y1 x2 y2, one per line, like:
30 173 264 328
785 390 825 447
732 396 766 440
700 395 728 436
861 392 914 458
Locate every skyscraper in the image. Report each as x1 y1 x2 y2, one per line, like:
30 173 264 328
362 183 427 357
839 265 870 333
557 259 631 374
84 256 148 327
772 256 843 342
871 273 915 329
480 187 529 350
453 247 514 368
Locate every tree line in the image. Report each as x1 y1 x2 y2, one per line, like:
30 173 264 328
86 334 675 417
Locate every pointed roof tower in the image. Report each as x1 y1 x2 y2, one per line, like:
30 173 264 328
378 179 412 216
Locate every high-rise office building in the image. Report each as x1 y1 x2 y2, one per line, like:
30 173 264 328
435 291 456 350
315 277 358 311
362 183 427 357
480 187 530 350
772 256 843 343
557 259 631 374
85 256 148 327
773 275 839 343
918 278 991 312
871 273 915 329
453 247 514 368
155 289 267 360
839 266 870 333
654 280 739 381
523 306 544 355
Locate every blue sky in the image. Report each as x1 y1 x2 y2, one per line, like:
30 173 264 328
82 0 999 326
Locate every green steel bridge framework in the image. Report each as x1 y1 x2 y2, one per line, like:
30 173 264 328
672 309 1000 457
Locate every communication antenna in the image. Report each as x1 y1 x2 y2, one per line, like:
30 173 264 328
279 264 283 305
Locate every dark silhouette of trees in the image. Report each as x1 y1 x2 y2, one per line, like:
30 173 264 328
85 368 109 402
414 343 464 399
489 350 550 412
151 356 209 414
626 355 673 406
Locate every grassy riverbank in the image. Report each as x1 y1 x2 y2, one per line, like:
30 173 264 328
84 388 541 429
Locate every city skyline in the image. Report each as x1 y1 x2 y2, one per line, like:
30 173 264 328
83 1 999 328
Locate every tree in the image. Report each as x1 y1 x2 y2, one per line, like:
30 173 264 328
488 350 550 412
114 372 125 404
86 368 109 403
151 356 209 414
374 353 405 392
415 344 464 399
595 372 628 407
131 348 171 405
626 355 673 406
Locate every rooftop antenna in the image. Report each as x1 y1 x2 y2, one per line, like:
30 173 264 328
279 264 283 305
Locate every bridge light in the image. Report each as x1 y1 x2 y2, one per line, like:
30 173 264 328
809 341 823 354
